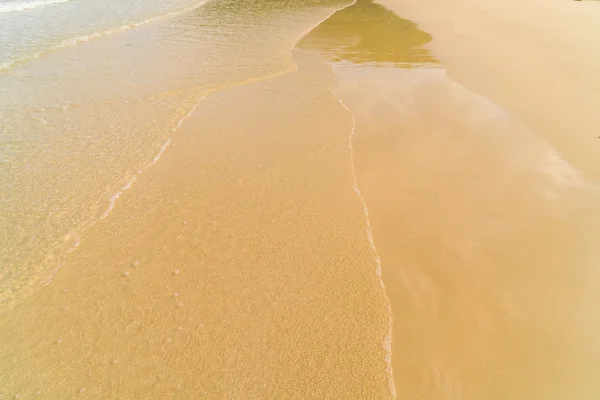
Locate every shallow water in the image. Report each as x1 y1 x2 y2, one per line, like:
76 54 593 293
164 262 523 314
0 0 348 312
1 0 396 398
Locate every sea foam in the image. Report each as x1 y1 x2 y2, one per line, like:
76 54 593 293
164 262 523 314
0 0 71 13
0 0 208 71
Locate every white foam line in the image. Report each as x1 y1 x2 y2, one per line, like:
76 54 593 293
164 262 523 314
38 231 81 289
99 176 137 220
292 0 397 397
330 84 397 399
31 94 208 309
0 0 71 13
151 138 172 166
99 94 206 221
0 0 209 72
150 95 205 166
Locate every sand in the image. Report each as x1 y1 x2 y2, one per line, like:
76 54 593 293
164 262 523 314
329 65 600 399
377 0 600 180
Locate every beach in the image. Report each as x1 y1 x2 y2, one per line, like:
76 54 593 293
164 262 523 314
2 0 600 398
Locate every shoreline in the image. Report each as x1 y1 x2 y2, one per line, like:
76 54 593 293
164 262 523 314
291 0 398 396
298 0 600 397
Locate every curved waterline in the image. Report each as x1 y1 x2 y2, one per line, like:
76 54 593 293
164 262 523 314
92 2 399 394
96 0 361 230
320 79 397 398
0 0 211 72
290 0 398 396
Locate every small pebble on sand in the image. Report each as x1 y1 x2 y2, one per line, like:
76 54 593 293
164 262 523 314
123 271 130 277
173 270 180 275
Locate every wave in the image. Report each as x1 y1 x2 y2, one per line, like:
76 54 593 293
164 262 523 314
0 0 71 13
0 0 208 71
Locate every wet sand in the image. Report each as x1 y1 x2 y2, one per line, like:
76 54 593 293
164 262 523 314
332 68 600 399
300 0 600 398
